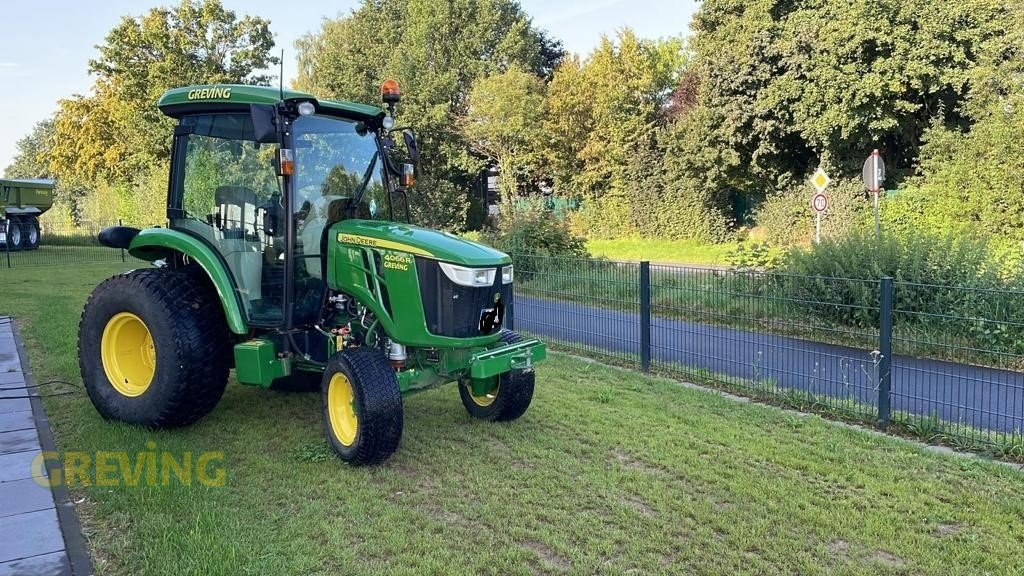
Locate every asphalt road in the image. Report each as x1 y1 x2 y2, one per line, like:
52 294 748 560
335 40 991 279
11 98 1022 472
513 295 1024 434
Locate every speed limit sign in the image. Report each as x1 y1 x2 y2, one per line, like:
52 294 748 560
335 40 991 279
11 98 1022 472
811 193 828 213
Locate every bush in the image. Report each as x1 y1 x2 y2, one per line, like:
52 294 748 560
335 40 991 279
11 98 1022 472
780 232 1024 356
483 206 590 274
566 195 637 240
756 178 870 247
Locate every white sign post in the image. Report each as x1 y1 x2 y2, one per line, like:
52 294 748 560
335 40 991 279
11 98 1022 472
810 167 831 244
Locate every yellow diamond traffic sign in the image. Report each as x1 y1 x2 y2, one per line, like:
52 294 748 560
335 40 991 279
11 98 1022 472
810 167 831 193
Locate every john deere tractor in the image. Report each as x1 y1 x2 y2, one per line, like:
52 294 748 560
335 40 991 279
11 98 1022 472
78 81 546 465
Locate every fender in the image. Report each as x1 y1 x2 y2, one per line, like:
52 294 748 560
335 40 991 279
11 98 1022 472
127 228 249 334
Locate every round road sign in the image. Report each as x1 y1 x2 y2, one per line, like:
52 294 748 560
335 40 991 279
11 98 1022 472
811 193 828 213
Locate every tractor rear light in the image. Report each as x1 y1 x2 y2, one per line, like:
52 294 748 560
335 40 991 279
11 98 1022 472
278 149 294 175
439 262 495 287
501 265 514 284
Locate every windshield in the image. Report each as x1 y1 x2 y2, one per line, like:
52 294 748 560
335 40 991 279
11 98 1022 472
293 115 389 223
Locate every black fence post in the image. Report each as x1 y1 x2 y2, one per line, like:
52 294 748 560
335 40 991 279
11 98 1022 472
4 220 10 269
118 219 126 263
877 276 894 430
640 261 651 372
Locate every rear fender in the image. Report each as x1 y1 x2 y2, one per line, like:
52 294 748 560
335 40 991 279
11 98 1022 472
127 228 249 334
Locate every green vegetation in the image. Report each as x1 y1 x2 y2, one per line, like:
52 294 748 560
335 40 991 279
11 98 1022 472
586 238 737 265
5 0 1021 253
3 259 1024 574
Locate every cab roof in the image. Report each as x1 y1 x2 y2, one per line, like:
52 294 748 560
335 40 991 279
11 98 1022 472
157 84 385 121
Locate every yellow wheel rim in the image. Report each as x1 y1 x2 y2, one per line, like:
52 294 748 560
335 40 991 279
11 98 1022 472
100 312 156 397
466 379 499 407
327 372 358 446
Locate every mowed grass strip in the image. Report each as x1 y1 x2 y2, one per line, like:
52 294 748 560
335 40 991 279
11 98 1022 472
2 261 1023 576
585 238 737 266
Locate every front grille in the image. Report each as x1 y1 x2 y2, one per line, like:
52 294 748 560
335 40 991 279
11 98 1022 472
416 258 511 338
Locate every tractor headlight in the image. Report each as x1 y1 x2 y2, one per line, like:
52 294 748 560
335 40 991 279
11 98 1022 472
501 265 514 284
439 262 496 287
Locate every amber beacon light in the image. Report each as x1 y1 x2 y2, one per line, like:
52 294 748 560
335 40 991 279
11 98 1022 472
381 79 401 104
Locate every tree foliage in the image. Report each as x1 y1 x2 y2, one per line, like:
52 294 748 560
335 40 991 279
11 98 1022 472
462 67 547 207
4 119 54 180
689 0 1012 192
48 0 276 222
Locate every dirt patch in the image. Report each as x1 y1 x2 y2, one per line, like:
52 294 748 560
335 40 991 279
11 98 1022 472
620 495 656 517
612 447 667 477
522 540 571 571
867 550 906 568
934 522 963 537
826 539 850 558
425 505 472 529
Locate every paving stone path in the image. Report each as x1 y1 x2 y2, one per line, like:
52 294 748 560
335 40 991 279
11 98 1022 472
0 317 91 576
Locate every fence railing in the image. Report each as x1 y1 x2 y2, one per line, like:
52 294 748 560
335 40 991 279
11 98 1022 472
511 253 1024 455
0 221 140 268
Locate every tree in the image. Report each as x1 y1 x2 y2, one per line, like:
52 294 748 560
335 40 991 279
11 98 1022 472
686 0 1013 196
462 67 547 209
50 0 277 191
4 119 54 179
295 0 564 230
545 30 685 202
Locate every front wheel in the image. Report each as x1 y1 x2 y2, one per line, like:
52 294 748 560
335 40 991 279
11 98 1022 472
459 330 535 421
321 347 403 465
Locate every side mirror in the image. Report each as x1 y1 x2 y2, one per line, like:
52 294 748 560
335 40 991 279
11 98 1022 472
403 129 420 165
250 104 278 144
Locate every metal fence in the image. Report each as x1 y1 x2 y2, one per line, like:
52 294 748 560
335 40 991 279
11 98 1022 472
511 254 1024 453
0 221 139 268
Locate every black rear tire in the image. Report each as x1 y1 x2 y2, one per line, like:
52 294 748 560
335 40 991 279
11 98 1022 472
21 218 39 250
459 330 535 422
4 217 23 251
78 267 232 427
321 347 403 465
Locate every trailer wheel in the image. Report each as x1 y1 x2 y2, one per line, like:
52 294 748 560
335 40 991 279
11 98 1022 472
78 267 232 427
459 330 535 422
4 217 23 251
321 347 403 465
21 218 39 250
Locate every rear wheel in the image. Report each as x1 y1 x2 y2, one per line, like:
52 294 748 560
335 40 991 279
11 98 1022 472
459 330 535 421
21 218 39 250
78 267 232 427
4 218 23 251
321 347 403 465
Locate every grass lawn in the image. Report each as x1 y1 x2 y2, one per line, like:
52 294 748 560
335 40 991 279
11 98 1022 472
3 261 1024 575
585 238 738 265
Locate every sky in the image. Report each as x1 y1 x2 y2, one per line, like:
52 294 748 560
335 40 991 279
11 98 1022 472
0 0 698 172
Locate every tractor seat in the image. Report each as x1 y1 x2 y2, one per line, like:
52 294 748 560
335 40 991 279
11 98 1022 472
98 226 142 249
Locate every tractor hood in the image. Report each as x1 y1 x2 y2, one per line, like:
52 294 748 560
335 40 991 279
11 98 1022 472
333 220 511 267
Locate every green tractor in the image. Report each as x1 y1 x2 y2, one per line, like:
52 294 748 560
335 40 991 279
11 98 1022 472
78 81 546 465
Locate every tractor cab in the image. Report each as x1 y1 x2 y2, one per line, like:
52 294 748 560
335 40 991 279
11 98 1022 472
156 83 417 328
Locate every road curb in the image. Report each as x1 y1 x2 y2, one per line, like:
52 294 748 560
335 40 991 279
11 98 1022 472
11 319 94 576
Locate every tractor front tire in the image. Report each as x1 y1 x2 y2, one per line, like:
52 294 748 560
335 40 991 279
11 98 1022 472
459 330 535 422
321 347 403 465
78 267 232 427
